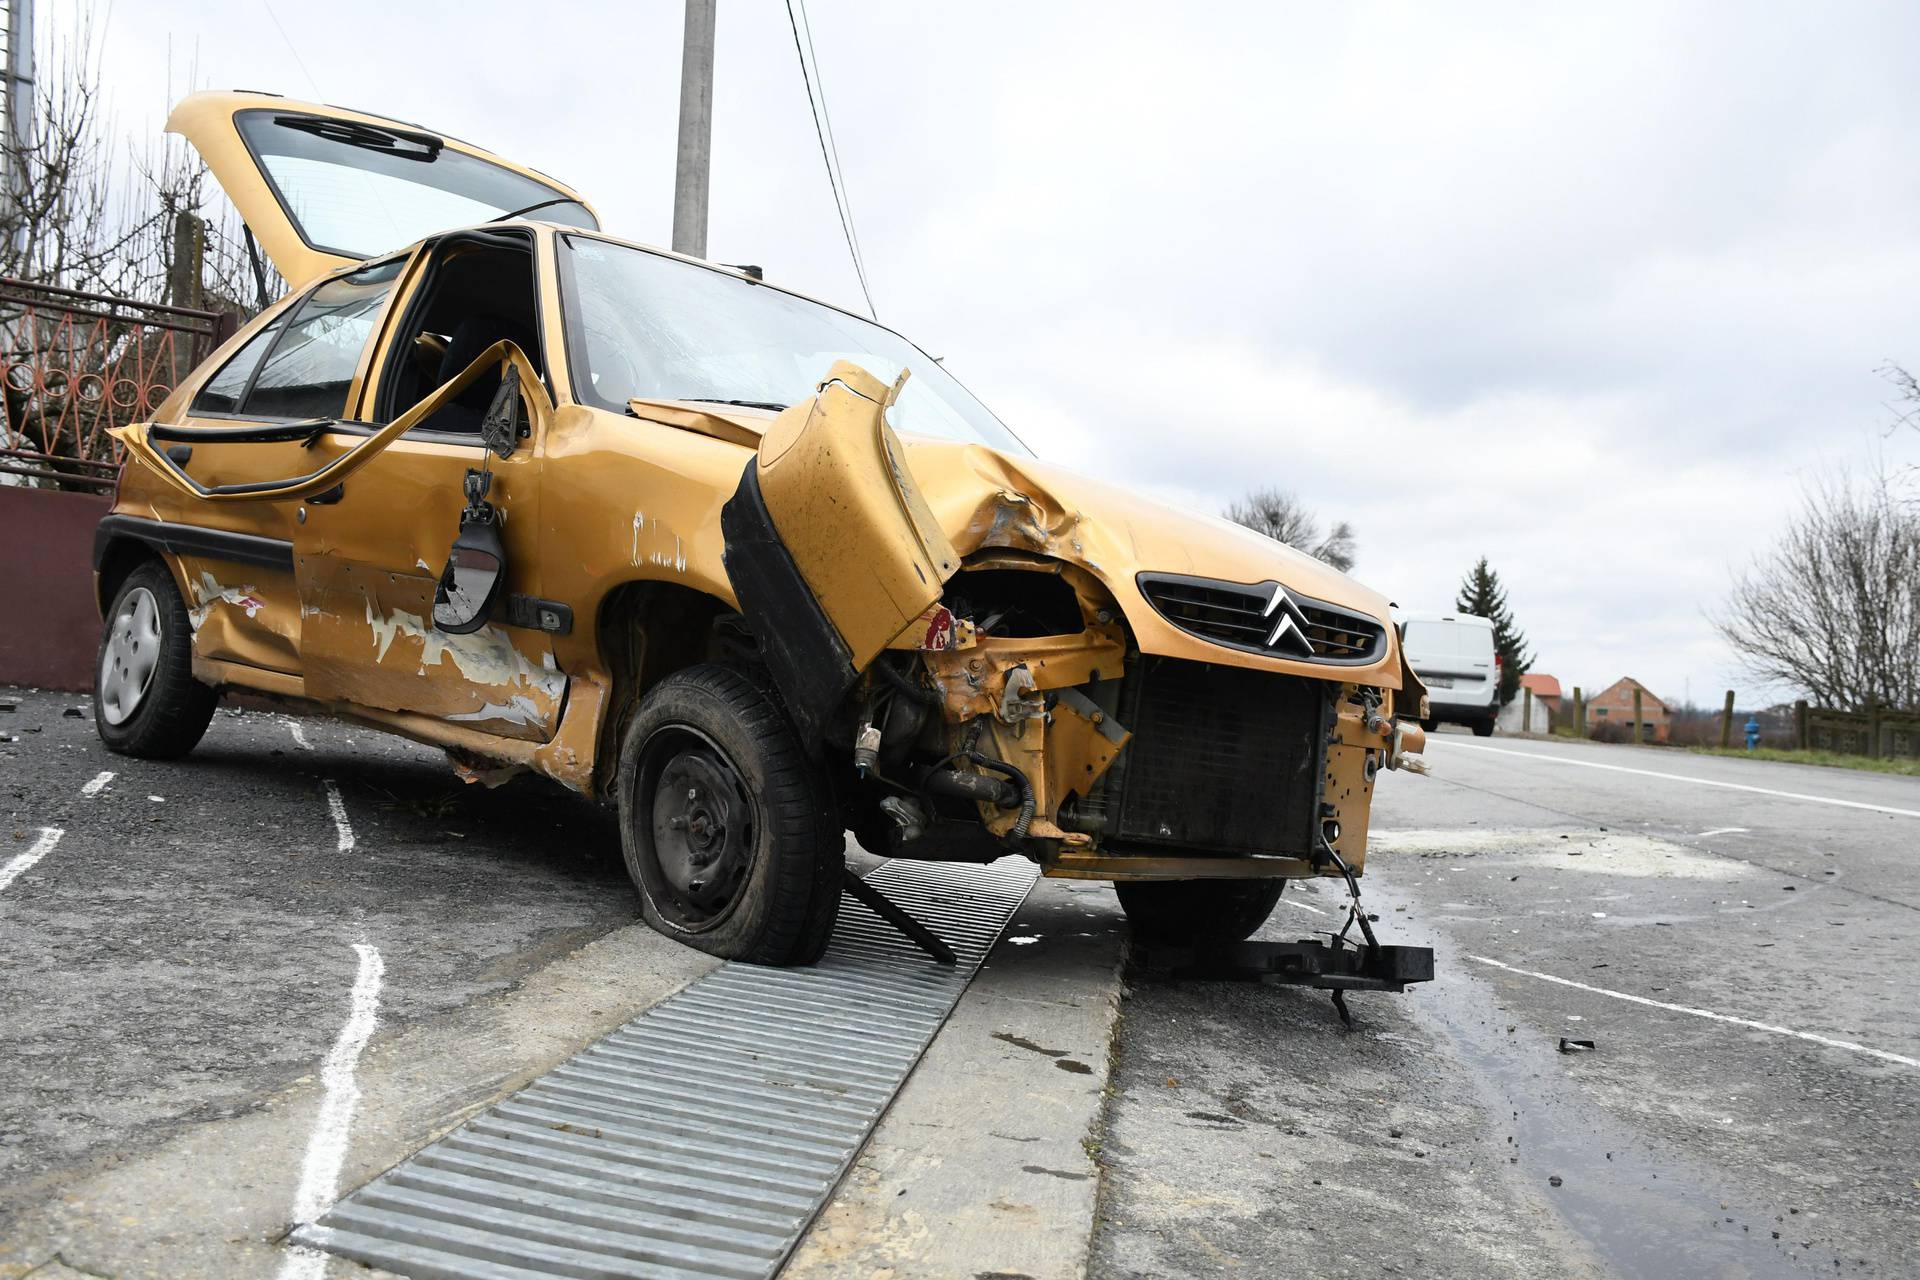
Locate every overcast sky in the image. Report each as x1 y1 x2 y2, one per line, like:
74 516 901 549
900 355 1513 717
69 0 1920 707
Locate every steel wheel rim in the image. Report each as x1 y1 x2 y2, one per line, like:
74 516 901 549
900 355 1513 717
99 586 162 726
635 724 759 931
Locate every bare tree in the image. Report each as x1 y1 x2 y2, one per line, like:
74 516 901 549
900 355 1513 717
0 11 270 307
1224 487 1358 572
1714 463 1920 712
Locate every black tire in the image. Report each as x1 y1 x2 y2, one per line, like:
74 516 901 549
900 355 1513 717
1116 878 1286 944
616 664 843 965
1421 717 1438 733
94 560 217 759
1472 716 1496 737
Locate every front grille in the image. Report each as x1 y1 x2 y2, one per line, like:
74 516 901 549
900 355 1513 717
1138 572 1387 665
1099 656 1329 858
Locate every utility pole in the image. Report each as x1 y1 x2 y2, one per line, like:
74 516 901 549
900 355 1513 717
671 0 715 259
3 0 34 239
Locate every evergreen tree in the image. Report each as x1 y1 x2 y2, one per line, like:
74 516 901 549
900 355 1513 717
1455 557 1532 706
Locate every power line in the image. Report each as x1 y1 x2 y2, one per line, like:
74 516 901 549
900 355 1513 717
793 0 871 301
783 0 875 319
261 1 323 100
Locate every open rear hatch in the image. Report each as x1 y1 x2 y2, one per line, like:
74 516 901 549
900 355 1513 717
167 90 600 291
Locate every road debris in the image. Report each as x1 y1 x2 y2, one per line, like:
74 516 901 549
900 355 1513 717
1559 1038 1598 1053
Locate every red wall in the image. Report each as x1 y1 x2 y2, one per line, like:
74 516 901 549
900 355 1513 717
0 486 109 692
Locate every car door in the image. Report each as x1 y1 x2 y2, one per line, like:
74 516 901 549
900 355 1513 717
288 236 564 742
134 258 405 676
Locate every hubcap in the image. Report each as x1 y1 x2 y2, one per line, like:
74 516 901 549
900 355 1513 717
640 727 758 929
99 587 162 726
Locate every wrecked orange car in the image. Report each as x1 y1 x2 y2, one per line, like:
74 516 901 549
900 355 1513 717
94 92 1429 964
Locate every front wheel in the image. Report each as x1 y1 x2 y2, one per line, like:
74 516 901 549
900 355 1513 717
615 664 843 965
1472 715 1496 737
1116 878 1286 944
94 560 217 759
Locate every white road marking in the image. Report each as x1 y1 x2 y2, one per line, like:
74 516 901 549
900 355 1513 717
1695 827 1749 838
287 721 312 751
277 941 385 1280
1466 954 1919 1070
1279 896 1329 915
324 781 355 853
0 828 64 895
80 771 115 797
1439 742 1920 819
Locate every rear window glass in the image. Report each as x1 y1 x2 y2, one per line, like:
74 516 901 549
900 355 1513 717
1402 621 1493 659
237 111 597 260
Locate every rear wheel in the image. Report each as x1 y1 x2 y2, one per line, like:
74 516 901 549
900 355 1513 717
616 664 843 965
94 560 217 759
1116 878 1286 944
1472 715 1496 737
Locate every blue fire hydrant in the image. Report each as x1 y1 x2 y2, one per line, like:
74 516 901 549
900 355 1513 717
1744 716 1762 751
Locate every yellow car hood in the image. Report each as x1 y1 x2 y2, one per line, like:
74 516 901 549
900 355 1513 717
898 437 1403 688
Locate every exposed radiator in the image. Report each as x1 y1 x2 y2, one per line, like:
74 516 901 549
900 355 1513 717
1091 656 1330 858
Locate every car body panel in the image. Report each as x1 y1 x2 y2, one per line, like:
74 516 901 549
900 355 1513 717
754 360 960 669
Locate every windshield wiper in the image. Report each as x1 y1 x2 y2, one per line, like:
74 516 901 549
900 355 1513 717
276 115 441 162
683 398 790 412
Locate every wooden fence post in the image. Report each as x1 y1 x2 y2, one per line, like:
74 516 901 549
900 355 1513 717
1719 689 1735 749
1632 687 1643 745
1572 686 1584 739
168 210 206 310
1869 702 1883 759
1795 699 1809 751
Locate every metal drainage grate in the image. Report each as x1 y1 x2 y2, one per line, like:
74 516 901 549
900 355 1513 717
297 856 1039 1279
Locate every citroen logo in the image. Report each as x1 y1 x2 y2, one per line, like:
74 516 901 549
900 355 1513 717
1262 582 1315 656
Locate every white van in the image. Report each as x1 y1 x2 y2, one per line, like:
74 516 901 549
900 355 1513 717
1397 612 1499 736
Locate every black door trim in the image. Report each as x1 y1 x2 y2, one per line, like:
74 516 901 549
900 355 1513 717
95 514 296 574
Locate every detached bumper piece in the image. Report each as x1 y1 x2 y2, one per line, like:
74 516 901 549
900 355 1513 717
1133 935 1436 1026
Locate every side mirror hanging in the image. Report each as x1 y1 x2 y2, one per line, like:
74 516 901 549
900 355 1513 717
432 469 508 634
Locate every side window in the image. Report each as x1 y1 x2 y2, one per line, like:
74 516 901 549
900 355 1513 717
241 259 404 420
189 315 288 415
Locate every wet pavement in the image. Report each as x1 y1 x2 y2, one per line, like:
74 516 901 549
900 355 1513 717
1091 731 1920 1279
4 686 1917 1278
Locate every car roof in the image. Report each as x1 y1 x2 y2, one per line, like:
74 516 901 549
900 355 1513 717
1397 611 1494 627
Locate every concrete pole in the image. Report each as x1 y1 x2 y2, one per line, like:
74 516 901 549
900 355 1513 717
4 0 35 247
1572 686 1584 738
1719 689 1735 750
1632 687 1643 745
671 0 715 260
1522 687 1533 735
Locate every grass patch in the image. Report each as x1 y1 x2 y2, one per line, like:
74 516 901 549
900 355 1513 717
1687 746 1920 777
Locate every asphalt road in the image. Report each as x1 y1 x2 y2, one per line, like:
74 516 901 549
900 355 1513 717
0 686 641 1261
1091 729 1920 1279
4 685 1917 1279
